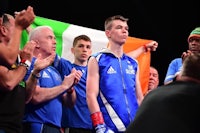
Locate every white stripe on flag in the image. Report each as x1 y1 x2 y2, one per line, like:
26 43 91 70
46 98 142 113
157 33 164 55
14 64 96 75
62 24 108 62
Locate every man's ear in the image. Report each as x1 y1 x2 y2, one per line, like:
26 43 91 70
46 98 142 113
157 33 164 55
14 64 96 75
34 40 40 48
105 30 111 38
71 47 74 54
0 26 8 36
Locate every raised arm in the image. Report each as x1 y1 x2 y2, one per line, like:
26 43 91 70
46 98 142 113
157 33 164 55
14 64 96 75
127 41 158 59
0 40 35 91
0 6 35 66
135 66 144 105
30 68 82 105
25 51 56 103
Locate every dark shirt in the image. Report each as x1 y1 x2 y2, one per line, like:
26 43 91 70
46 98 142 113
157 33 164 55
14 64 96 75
126 81 200 133
0 61 26 133
0 83 26 133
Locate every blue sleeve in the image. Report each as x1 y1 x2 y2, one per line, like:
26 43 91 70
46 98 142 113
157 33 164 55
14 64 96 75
164 58 182 84
53 54 73 80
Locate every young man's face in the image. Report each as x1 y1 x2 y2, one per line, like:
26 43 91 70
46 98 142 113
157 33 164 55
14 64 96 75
72 39 92 63
106 20 129 45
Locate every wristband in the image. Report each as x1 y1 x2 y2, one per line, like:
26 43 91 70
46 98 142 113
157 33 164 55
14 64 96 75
67 87 75 94
91 111 104 126
19 59 31 70
31 70 41 79
143 44 148 52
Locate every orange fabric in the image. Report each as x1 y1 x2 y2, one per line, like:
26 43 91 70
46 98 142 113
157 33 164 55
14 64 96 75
124 37 152 95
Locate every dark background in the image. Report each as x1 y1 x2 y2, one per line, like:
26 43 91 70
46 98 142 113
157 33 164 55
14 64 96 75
1 0 200 85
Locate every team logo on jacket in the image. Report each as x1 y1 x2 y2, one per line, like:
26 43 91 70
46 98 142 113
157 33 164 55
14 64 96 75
107 66 117 74
126 65 135 74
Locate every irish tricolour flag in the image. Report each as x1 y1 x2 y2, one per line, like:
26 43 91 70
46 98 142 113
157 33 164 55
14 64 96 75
21 16 153 95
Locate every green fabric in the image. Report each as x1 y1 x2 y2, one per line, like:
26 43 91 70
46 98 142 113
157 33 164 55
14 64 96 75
19 81 25 88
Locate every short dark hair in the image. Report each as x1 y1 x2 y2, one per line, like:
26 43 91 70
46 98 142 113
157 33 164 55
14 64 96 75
73 34 91 47
182 53 200 80
0 13 12 26
104 15 128 30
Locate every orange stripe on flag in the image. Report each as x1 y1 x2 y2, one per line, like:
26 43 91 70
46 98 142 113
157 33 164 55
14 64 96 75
124 37 152 95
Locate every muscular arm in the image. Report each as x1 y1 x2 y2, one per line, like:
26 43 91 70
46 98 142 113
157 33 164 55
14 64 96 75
86 57 101 114
127 41 158 59
0 27 23 66
62 87 76 108
0 6 35 66
25 70 38 103
0 38 36 92
127 45 147 59
135 67 144 105
0 65 27 91
30 68 81 105
25 53 55 103
31 85 70 104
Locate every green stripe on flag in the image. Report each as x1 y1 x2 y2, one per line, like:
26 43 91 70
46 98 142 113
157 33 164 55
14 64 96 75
20 16 70 56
